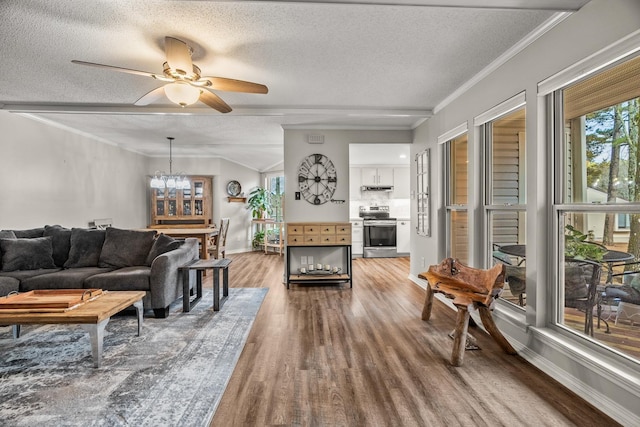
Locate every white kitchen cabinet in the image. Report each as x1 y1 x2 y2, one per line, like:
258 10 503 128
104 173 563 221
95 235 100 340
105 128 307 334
393 167 410 199
349 167 362 198
397 219 411 255
361 167 393 186
350 219 363 256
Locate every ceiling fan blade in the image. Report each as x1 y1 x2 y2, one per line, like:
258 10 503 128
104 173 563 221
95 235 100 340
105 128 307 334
200 89 232 113
71 60 162 79
134 87 167 106
201 77 268 94
165 36 193 76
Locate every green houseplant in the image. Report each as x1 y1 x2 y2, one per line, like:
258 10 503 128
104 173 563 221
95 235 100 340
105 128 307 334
565 224 606 261
252 229 265 250
247 187 273 219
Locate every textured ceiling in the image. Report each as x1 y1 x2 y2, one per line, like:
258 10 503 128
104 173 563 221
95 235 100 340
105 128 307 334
0 0 588 171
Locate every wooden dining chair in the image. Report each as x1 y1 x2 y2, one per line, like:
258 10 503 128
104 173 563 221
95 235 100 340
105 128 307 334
208 218 230 259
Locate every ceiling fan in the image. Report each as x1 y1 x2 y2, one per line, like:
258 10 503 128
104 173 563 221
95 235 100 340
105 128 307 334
72 36 268 113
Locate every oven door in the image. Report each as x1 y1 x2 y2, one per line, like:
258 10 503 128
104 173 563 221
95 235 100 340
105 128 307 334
363 221 397 257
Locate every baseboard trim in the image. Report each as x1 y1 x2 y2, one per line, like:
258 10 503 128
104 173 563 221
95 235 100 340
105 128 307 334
408 273 640 424
517 329 640 426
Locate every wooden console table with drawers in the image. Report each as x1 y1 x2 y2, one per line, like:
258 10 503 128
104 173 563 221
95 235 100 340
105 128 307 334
285 222 352 289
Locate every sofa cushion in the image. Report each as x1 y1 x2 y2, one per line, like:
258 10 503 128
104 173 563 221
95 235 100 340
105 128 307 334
0 268 61 284
85 266 151 291
0 230 17 239
0 237 57 272
44 225 72 267
0 231 16 270
12 228 45 239
64 228 106 268
0 276 20 296
99 227 156 268
565 265 588 299
145 234 182 266
20 267 114 291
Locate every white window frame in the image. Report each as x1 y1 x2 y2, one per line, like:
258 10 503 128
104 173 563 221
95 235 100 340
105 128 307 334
476 93 527 269
544 31 640 354
439 123 468 260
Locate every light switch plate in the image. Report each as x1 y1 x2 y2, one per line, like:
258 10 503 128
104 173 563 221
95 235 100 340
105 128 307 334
301 256 307 265
308 256 314 265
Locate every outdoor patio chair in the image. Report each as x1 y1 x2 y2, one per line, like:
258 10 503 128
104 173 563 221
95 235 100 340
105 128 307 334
564 258 602 336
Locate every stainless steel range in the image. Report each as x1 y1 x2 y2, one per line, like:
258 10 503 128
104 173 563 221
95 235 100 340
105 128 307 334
360 206 397 258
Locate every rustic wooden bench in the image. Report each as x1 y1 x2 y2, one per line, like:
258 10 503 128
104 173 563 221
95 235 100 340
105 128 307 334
418 258 517 366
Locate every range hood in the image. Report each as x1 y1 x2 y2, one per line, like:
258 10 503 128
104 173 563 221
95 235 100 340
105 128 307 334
361 185 394 192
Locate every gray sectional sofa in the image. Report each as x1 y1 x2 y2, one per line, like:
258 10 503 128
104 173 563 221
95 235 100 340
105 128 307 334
0 226 199 318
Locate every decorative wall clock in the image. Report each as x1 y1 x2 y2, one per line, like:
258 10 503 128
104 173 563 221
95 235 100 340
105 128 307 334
298 153 337 205
226 180 242 196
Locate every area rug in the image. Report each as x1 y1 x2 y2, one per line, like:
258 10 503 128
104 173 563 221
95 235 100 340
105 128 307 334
0 287 268 427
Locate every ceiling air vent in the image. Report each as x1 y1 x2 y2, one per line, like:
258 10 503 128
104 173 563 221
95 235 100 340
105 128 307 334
307 134 325 144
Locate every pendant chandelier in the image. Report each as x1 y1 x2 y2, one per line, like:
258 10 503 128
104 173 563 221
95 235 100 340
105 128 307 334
150 137 190 190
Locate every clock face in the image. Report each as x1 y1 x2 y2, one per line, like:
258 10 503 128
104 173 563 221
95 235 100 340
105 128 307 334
298 154 337 205
226 180 242 197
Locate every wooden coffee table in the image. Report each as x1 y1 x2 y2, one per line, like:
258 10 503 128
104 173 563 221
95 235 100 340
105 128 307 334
0 290 145 368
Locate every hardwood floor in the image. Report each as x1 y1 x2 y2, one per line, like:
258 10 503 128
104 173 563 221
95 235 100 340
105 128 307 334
208 252 618 426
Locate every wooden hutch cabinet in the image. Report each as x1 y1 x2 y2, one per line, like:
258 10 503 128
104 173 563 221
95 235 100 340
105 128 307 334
149 176 213 228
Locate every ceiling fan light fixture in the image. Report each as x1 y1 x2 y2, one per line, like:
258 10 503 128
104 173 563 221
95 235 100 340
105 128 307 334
164 82 200 107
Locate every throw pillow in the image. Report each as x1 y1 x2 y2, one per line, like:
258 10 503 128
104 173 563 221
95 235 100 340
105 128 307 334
493 251 512 265
505 265 526 294
0 230 17 239
0 231 16 271
565 265 588 299
44 225 72 267
99 227 157 268
0 237 56 272
12 227 45 238
629 273 640 292
145 233 182 266
64 228 106 268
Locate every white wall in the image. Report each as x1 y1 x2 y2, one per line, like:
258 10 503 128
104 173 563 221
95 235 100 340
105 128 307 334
0 111 148 229
410 1 640 424
147 156 261 253
0 110 260 253
284 129 412 222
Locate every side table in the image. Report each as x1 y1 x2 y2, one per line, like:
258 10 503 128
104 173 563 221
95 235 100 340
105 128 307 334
179 258 232 312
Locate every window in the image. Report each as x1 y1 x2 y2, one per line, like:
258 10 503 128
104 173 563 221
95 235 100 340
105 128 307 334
444 133 468 263
266 173 285 223
617 213 630 230
480 103 527 307
552 52 640 362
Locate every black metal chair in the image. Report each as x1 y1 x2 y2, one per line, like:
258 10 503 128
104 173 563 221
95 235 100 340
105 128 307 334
493 244 526 306
564 258 602 336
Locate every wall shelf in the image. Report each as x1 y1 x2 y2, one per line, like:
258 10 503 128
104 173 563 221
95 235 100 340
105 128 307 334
227 196 247 203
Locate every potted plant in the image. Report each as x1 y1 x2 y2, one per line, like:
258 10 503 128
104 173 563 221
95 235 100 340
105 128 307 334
565 224 606 261
252 229 265 250
247 187 273 219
